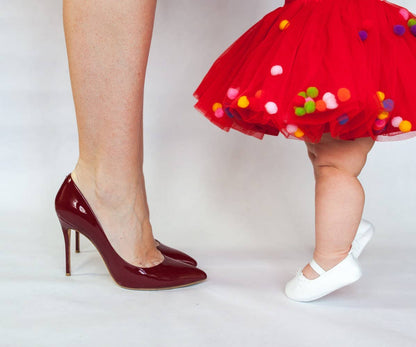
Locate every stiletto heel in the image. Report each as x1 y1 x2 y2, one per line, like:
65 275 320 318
60 220 72 276
55 174 206 289
75 231 80 253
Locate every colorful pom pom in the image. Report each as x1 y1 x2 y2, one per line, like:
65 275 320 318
295 107 306 116
399 120 412 132
227 88 239 100
393 25 406 36
304 100 316 114
294 129 305 138
306 87 319 98
391 116 403 127
411 25 416 37
265 102 278 115
373 119 387 131
294 94 306 106
212 103 222 112
237 96 250 108
383 99 395 112
408 18 416 27
214 108 224 118
286 124 298 134
255 90 263 98
279 20 290 30
316 100 327 112
378 111 389 120
298 91 307 98
224 108 234 118
271 65 283 76
323 92 338 109
359 30 368 41
399 9 410 21
377 91 385 102
337 114 349 125
337 88 351 102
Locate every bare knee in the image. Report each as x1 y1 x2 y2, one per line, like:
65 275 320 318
306 137 374 178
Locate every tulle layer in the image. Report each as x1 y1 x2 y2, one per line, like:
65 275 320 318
194 0 416 142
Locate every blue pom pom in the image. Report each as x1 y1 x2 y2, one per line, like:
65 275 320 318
359 30 368 41
337 114 349 125
383 99 395 112
224 107 234 118
393 24 406 36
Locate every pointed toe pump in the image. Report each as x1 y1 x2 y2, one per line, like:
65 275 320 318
74 233 198 267
155 240 198 267
55 174 207 290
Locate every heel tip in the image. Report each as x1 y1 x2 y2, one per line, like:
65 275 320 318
66 273 71 276
75 250 80 253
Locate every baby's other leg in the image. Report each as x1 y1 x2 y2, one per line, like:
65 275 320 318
303 134 375 280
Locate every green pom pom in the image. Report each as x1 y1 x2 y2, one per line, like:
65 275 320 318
408 18 416 27
306 87 319 98
304 100 316 114
295 107 306 116
298 91 307 98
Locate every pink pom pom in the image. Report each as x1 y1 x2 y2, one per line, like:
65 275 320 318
399 8 409 21
271 65 283 76
323 92 338 110
305 97 314 102
391 116 403 127
286 124 298 134
227 88 239 100
373 118 387 130
265 102 278 115
214 108 224 118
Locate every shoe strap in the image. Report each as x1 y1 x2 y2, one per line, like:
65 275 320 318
309 259 326 275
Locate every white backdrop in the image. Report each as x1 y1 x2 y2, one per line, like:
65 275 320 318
1 1 416 346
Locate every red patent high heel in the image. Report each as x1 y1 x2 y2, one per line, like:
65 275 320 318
55 174 206 289
73 231 197 266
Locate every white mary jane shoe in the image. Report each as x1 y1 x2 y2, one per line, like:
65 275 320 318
285 254 362 302
351 219 375 258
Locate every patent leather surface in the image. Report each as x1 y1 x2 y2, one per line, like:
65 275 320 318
155 240 198 267
55 174 207 289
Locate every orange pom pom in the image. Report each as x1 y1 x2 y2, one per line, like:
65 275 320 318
237 96 250 108
337 88 351 102
294 129 305 138
212 103 222 112
316 100 327 112
399 120 412 133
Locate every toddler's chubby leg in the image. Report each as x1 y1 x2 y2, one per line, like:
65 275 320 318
303 134 375 280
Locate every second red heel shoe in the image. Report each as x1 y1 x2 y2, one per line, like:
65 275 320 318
55 174 207 290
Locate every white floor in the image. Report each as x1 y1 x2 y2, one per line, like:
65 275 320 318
2 209 416 347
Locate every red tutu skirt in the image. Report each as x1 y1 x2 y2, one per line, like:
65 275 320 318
194 0 416 142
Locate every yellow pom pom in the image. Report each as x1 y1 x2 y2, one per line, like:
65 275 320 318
237 96 250 108
377 112 389 120
279 20 290 31
212 103 222 112
294 129 304 138
399 120 412 133
377 91 385 102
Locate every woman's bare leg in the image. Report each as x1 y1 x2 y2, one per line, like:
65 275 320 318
303 134 375 279
63 0 163 267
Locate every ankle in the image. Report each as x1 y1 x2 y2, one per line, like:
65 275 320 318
72 161 144 210
313 249 350 271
